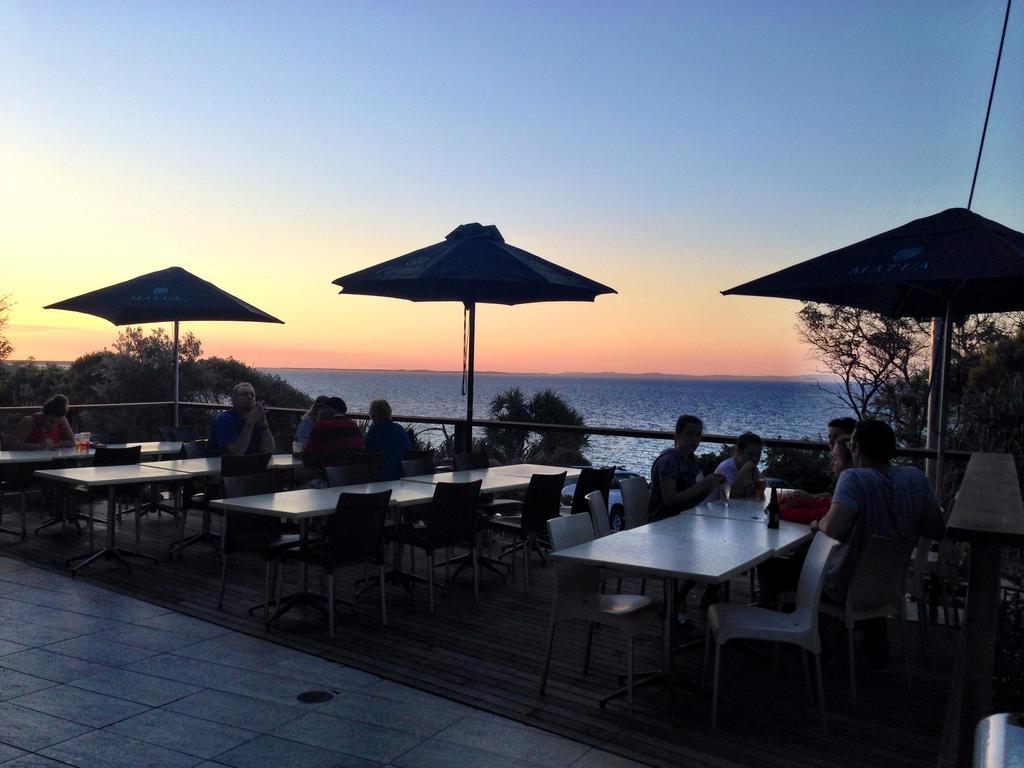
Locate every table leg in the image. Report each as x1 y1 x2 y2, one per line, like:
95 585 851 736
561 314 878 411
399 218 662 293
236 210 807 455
67 484 159 575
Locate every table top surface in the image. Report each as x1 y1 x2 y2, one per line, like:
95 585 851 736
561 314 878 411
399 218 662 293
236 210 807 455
140 454 302 476
551 512 811 581
406 464 580 493
687 498 769 522
1 442 183 465
33 464 191 486
210 479 437 518
488 464 581 481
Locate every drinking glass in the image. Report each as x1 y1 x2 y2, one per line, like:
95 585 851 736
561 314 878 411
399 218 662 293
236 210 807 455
291 441 303 456
722 483 732 507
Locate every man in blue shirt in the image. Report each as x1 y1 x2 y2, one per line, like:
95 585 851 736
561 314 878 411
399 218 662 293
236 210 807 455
364 398 413 481
207 382 275 456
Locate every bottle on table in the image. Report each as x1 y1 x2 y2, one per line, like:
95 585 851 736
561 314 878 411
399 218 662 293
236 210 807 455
766 486 780 529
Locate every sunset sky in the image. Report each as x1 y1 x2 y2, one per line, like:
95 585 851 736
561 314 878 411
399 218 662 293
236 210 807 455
2 2 1022 377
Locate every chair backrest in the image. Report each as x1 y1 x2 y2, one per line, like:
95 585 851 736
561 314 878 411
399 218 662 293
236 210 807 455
619 476 650 530
223 472 279 551
846 535 910 614
327 490 392 563
180 440 208 459
546 513 602 596
428 480 482 544
547 512 595 551
570 466 615 515
326 464 371 487
795 532 840 617
93 445 141 467
403 449 433 461
454 452 490 470
585 490 612 538
222 452 271 478
159 425 197 442
521 471 567 533
339 451 384 482
401 456 435 478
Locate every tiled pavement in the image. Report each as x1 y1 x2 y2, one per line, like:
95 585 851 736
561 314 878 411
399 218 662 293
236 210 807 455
0 557 647 767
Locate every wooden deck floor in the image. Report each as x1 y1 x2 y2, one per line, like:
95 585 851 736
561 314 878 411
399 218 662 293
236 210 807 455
1 502 956 768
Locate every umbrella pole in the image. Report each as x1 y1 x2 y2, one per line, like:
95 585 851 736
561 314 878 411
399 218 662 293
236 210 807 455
929 303 950 489
173 320 180 429
463 302 476 454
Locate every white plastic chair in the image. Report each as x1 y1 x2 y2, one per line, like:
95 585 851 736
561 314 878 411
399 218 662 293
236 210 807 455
819 535 913 705
705 532 839 732
585 490 612 538
619 476 650 530
539 513 658 711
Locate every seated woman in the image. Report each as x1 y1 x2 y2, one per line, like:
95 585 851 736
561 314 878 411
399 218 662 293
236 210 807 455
294 395 328 451
10 394 75 450
364 398 412 481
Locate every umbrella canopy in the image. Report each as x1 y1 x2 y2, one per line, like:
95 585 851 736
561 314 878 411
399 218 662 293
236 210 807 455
45 266 284 325
722 207 1024 485
45 267 283 426
722 208 1024 317
334 223 615 305
334 223 615 447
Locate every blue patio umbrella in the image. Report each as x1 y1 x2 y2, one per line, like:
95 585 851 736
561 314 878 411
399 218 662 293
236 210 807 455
333 223 615 444
45 267 284 426
723 207 1024 480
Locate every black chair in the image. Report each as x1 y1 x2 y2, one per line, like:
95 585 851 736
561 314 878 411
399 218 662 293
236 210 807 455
217 473 300 618
487 472 566 591
390 480 482 612
326 464 371 487
172 452 272 558
275 490 392 636
454 452 490 470
570 467 615 517
401 456 435 478
341 451 384 482
40 445 143 541
179 440 208 459
159 425 197 442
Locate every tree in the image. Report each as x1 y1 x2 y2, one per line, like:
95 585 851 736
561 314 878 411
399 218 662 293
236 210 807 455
797 303 1024 446
0 295 12 361
796 303 929 420
483 386 589 464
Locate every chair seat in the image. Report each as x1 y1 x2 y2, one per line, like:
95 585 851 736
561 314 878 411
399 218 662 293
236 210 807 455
819 596 903 623
708 603 818 650
255 533 301 561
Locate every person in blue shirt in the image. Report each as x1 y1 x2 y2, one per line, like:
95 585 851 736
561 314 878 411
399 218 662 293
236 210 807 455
364 399 413 481
207 382 275 456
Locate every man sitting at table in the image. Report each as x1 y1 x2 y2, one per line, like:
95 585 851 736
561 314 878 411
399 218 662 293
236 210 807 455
302 396 365 468
815 419 945 668
648 414 724 522
207 382 275 456
9 394 75 450
364 398 412 481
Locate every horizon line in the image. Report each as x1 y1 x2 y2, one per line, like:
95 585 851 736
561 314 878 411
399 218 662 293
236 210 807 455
3 359 832 381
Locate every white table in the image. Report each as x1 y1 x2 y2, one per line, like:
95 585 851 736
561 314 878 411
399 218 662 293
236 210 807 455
34 465 190 573
143 455 304 557
211 480 438 624
550 513 813 695
210 479 436 518
405 465 580 494
0 441 182 466
142 454 302 477
490 464 582 482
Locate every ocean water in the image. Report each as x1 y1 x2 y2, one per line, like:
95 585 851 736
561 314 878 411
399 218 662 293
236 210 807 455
264 369 843 474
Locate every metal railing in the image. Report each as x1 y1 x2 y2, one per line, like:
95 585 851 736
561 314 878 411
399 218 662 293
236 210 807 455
0 400 977 463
